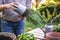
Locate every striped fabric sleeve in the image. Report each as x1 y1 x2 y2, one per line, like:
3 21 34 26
26 0 31 8
0 0 3 4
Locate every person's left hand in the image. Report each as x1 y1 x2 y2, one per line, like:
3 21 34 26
10 2 19 10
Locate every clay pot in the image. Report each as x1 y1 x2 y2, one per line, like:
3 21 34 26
0 32 17 40
46 32 60 40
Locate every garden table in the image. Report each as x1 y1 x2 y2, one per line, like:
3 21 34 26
28 28 45 40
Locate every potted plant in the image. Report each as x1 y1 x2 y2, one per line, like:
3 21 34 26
29 0 60 33
46 24 60 40
37 0 60 39
37 0 60 32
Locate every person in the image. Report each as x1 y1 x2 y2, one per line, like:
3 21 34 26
0 0 31 36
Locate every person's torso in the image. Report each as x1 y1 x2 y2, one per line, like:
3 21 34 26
2 0 26 22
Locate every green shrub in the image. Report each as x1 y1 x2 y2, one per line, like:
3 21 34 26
38 4 60 24
54 24 60 32
17 33 36 40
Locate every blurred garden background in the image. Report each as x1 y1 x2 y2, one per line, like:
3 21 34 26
25 0 60 32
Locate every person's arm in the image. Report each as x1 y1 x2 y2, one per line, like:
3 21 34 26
0 0 5 11
0 4 9 11
0 2 18 12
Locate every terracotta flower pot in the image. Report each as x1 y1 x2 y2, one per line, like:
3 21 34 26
46 32 60 40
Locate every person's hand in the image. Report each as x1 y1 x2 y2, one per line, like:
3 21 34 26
4 2 18 10
10 2 19 9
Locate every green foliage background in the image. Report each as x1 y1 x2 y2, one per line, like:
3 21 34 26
25 0 60 32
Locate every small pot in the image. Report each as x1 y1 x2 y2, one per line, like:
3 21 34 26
14 3 26 15
45 24 54 34
46 32 60 40
0 32 17 40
